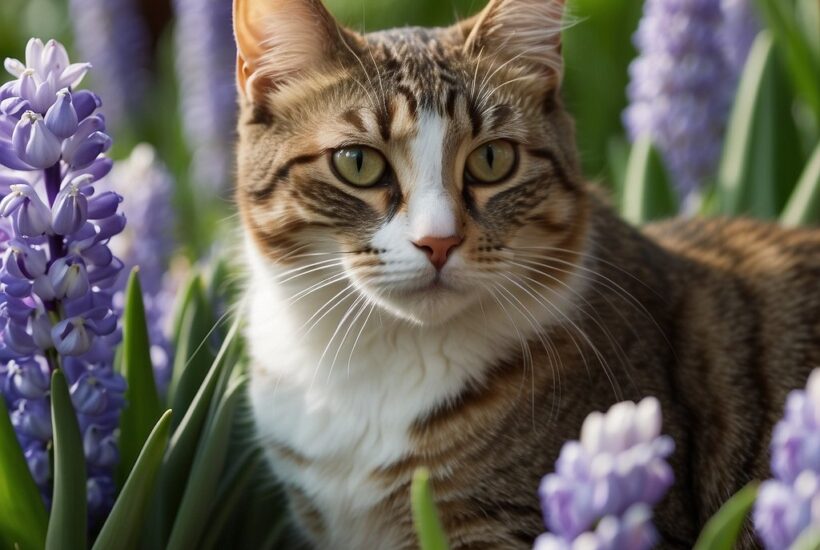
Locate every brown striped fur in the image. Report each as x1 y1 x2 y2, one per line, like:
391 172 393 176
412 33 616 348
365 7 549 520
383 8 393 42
232 0 820 547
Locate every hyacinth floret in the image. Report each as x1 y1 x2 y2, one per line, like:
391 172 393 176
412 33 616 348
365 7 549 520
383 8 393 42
0 38 126 524
754 369 820 549
535 397 674 550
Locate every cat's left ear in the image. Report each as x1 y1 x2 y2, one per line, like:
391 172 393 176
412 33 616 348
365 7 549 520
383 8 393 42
461 0 566 87
233 0 349 103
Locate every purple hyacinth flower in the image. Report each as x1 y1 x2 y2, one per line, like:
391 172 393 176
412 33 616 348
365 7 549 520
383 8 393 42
0 37 126 526
754 369 820 549
108 144 178 394
68 0 153 130
624 0 760 200
173 0 237 193
536 397 674 548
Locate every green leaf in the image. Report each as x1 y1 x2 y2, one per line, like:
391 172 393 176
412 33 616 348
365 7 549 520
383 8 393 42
781 143 820 227
754 0 820 127
117 269 162 487
166 375 247 550
412 468 449 550
151 321 240 545
168 276 216 426
621 136 678 224
791 527 820 550
199 448 263 550
693 482 759 550
46 370 86 550
717 31 805 218
94 410 172 550
0 398 47 550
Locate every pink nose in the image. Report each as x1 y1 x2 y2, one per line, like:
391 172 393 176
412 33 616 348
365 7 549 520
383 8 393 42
413 235 463 271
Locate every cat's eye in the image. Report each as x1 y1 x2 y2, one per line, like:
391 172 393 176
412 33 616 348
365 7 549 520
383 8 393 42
331 146 387 187
465 140 517 184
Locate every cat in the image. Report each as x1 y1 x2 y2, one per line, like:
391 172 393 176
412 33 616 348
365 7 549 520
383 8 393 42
231 0 820 548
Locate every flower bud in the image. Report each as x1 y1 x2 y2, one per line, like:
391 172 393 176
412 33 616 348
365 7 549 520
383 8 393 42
4 319 38 355
9 358 49 399
30 74 57 114
44 88 78 138
4 240 47 279
87 192 122 220
0 96 31 117
12 111 62 169
64 131 112 169
0 140 33 170
49 257 90 300
71 90 101 120
71 372 109 415
0 184 52 236
51 316 92 356
29 308 53 349
52 181 89 235
24 442 50 487
10 397 52 440
83 425 119 467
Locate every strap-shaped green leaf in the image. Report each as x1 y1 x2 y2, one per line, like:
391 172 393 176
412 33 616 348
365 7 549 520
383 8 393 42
781 143 820 227
693 482 759 550
149 320 240 545
412 468 449 550
754 0 820 126
168 276 216 427
0 399 47 550
45 370 86 550
166 375 247 550
117 269 162 487
717 31 804 218
93 410 172 550
621 135 678 224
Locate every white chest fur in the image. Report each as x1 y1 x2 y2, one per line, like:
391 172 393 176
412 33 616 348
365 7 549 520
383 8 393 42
243 239 582 545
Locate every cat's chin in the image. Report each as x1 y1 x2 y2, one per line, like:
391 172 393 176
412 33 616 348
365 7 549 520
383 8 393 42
366 286 478 326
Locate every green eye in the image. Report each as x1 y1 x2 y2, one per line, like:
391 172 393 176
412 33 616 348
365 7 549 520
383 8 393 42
332 146 387 187
465 140 516 184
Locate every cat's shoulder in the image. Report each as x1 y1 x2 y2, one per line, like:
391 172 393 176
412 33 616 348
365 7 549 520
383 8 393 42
643 216 820 277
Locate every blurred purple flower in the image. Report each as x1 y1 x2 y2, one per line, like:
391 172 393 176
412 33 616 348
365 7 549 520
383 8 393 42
68 0 153 130
624 0 759 199
173 0 236 193
108 144 178 394
0 38 125 525
754 369 820 549
536 397 674 550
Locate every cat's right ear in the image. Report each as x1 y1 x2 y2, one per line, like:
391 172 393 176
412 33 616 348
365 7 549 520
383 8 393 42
233 0 345 103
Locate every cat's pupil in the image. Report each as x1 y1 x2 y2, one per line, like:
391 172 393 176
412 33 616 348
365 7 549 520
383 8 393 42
355 149 364 172
485 145 494 169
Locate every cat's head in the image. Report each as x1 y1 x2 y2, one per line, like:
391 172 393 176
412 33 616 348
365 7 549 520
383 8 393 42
233 0 590 325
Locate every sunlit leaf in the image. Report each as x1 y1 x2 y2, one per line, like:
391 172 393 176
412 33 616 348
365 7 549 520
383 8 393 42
621 135 678 224
781 143 820 227
93 410 172 550
0 398 47 550
693 482 758 550
412 468 449 550
45 370 86 550
117 269 162 487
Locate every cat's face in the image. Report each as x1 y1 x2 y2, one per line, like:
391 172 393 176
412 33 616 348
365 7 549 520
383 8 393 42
234 0 588 325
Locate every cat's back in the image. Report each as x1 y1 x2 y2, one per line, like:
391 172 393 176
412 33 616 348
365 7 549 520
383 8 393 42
643 216 819 538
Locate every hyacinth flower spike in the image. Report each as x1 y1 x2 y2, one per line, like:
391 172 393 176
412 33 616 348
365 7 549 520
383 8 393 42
535 397 675 550
754 369 820 549
0 38 126 525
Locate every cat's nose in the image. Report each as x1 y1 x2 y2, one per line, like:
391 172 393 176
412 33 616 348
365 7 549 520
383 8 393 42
413 235 463 271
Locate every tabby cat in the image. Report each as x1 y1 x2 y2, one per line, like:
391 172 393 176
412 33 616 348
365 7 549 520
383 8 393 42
232 0 820 547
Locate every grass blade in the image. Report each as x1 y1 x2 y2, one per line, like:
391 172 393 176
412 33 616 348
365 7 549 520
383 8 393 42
412 468 449 550
150 320 240 545
166 376 247 550
621 135 678 224
45 370 86 550
93 410 172 550
693 482 759 550
781 143 820 227
117 269 162 487
0 399 48 550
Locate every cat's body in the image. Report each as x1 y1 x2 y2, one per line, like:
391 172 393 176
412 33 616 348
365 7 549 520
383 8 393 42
232 0 820 548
